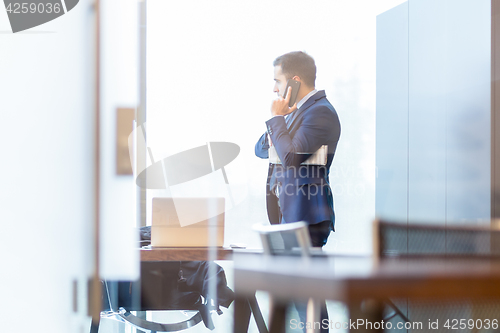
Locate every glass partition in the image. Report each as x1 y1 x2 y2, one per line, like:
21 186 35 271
143 1 405 332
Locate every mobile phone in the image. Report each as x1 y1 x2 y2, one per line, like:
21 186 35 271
283 79 301 107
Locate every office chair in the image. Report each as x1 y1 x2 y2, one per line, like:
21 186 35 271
253 221 326 333
374 219 500 258
253 221 314 257
374 219 500 329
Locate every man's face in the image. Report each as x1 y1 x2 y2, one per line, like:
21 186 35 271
273 65 288 97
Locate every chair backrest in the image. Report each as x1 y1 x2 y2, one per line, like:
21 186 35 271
374 219 500 259
374 219 500 326
253 221 312 257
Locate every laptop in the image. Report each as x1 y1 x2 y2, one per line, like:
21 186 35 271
151 197 225 247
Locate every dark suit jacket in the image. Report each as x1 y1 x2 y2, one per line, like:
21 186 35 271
255 90 341 227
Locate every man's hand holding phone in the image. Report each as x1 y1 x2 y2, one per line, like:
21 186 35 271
271 86 298 117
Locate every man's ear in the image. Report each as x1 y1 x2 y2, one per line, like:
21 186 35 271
292 75 301 82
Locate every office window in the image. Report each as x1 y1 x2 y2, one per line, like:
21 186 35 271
146 0 406 254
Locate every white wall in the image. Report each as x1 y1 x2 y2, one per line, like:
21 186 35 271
0 0 139 331
0 2 94 332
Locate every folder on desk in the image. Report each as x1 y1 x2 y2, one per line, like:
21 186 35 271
269 145 328 165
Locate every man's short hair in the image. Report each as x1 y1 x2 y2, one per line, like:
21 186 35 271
273 51 316 88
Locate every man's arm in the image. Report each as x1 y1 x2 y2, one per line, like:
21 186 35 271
255 132 270 159
267 106 338 168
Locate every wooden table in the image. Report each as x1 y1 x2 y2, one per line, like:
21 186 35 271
232 253 500 333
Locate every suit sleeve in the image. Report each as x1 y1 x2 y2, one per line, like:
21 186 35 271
255 132 270 159
266 106 337 168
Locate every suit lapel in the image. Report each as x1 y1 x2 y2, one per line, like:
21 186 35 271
287 90 326 131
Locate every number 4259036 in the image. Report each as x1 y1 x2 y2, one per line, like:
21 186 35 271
5 2 61 14
444 318 498 330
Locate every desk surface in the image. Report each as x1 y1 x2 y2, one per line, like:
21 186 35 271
233 253 500 303
140 247 235 261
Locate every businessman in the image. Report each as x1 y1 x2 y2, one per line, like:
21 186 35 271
255 51 341 332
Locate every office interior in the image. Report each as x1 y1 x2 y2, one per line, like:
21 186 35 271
2 0 498 332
